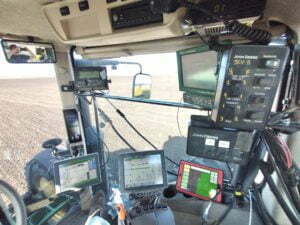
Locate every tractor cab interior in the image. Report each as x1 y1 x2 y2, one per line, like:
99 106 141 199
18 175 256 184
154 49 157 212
0 0 300 225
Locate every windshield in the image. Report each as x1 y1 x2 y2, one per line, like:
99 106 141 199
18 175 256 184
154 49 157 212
83 52 211 185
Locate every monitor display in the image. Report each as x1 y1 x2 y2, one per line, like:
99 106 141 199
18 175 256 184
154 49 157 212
177 45 219 94
119 151 167 191
54 153 101 193
176 161 223 202
181 51 218 91
78 70 100 79
63 109 82 144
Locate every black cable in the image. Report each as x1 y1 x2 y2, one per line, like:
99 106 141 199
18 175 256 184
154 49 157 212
263 131 300 213
253 186 280 225
262 131 294 201
224 20 272 43
214 199 234 225
176 97 184 137
181 0 272 43
104 98 180 168
105 98 159 150
117 110 159 150
167 170 178 177
165 157 180 167
110 122 137 152
102 141 111 166
226 162 233 180
260 163 300 225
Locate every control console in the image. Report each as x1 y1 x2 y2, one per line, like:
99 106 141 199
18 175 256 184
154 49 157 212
187 116 254 165
119 151 168 218
127 191 168 219
183 92 214 109
212 45 290 130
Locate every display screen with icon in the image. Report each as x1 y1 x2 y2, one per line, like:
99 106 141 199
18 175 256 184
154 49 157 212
176 161 223 202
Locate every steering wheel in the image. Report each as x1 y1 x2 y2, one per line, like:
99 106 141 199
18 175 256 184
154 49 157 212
0 180 27 225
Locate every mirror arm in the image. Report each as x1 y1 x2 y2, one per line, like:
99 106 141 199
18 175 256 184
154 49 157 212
76 93 209 111
117 61 143 74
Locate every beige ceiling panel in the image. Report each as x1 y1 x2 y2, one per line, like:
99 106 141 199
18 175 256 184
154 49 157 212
61 15 101 39
43 0 186 47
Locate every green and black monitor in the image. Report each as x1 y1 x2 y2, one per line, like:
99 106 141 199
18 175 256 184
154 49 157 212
177 45 220 107
53 153 101 193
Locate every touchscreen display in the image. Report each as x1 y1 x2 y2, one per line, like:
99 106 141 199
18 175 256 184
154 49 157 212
122 152 166 190
176 161 223 202
124 154 163 189
54 154 101 193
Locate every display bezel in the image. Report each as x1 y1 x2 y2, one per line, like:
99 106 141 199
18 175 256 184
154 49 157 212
176 160 223 202
53 153 102 193
177 44 217 96
119 151 167 192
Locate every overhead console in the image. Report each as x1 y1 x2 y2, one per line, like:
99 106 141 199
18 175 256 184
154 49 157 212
43 0 186 47
110 1 163 30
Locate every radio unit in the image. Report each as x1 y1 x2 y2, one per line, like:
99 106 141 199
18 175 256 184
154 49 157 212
212 45 290 130
187 116 254 165
110 0 163 30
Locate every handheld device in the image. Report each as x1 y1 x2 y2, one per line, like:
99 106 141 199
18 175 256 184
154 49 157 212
119 151 167 192
53 153 101 193
177 45 219 108
176 161 223 202
63 109 82 144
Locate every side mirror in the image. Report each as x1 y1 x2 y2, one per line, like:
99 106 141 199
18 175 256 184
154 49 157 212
1 39 56 64
132 73 152 99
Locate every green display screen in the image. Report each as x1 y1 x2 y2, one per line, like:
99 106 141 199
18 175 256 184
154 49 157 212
54 154 101 193
180 164 219 199
177 45 223 96
79 70 100 79
181 51 218 91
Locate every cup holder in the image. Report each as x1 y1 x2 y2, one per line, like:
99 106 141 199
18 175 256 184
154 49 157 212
163 185 178 199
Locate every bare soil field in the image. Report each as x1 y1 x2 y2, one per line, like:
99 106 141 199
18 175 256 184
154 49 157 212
0 76 200 195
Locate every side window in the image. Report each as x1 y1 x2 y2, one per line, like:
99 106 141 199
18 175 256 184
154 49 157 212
0 42 66 194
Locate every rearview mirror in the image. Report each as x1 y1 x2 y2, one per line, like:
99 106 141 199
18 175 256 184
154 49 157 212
1 39 56 64
132 73 152 99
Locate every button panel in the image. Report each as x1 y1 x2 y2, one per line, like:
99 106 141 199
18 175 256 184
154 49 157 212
79 1 89 11
213 45 290 130
60 6 70 16
187 125 253 165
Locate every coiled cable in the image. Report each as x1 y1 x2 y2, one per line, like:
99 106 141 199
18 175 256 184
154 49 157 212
224 20 272 43
181 0 273 43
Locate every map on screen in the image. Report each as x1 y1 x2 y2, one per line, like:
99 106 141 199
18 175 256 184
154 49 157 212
124 154 163 189
54 154 101 193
